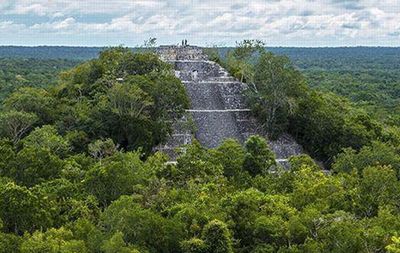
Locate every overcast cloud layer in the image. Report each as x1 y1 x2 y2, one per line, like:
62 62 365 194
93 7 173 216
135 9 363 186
0 0 400 46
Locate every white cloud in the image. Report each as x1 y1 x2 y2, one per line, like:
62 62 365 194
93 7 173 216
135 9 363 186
1 0 400 46
0 20 26 31
5 0 168 16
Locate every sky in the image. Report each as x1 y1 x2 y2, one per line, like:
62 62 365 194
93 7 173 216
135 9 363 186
0 0 400 47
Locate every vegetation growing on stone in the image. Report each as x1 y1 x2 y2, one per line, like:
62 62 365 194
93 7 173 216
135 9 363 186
0 45 400 252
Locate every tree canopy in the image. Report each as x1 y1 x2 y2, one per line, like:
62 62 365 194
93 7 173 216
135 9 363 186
0 45 400 252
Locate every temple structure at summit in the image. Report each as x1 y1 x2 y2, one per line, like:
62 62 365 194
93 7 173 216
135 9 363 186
155 45 303 166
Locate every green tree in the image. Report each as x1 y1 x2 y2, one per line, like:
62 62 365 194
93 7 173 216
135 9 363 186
84 152 143 207
115 50 170 77
0 182 51 234
0 231 21 253
243 135 276 176
0 110 38 144
101 195 184 253
226 40 265 82
32 179 99 227
288 154 319 172
202 220 233 253
253 215 287 247
181 238 207 253
20 227 88 253
101 232 140 253
354 166 400 217
0 140 15 174
290 166 346 210
333 141 400 175
387 236 400 253
23 125 71 157
172 140 223 186
211 139 245 179
143 37 157 48
7 146 65 186
55 47 189 154
317 211 364 253
232 40 265 62
3 87 54 124
88 138 118 160
71 219 104 253
290 91 383 164
224 188 265 250
248 52 306 137
108 82 153 119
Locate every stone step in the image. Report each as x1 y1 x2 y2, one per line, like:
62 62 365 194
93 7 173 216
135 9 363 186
217 82 248 94
206 76 237 82
160 134 191 147
173 61 222 81
156 46 304 164
269 134 303 159
190 111 244 148
276 159 291 169
237 122 264 139
176 70 236 82
183 81 248 110
169 59 213 63
187 109 251 112
219 96 247 110
183 81 226 110
182 80 242 84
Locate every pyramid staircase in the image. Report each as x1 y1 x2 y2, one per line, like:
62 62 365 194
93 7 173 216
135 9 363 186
155 46 303 166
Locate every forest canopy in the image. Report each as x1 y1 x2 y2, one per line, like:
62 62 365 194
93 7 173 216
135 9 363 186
213 41 400 165
0 45 400 252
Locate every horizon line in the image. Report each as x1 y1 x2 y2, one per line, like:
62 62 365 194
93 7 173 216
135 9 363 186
1 44 400 49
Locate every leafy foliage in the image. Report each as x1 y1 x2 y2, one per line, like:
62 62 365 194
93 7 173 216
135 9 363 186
220 42 391 165
0 58 80 103
0 45 399 252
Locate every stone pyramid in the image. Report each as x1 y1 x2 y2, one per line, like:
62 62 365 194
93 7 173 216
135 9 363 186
155 45 303 166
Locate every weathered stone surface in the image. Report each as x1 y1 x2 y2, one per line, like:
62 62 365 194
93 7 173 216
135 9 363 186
155 45 303 164
155 46 207 61
190 110 243 148
182 81 225 110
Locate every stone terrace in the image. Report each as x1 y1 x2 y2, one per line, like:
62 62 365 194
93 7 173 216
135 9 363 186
155 45 303 165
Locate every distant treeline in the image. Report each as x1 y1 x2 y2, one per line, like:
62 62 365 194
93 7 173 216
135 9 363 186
0 58 81 103
217 47 400 71
2 46 400 64
0 46 106 60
